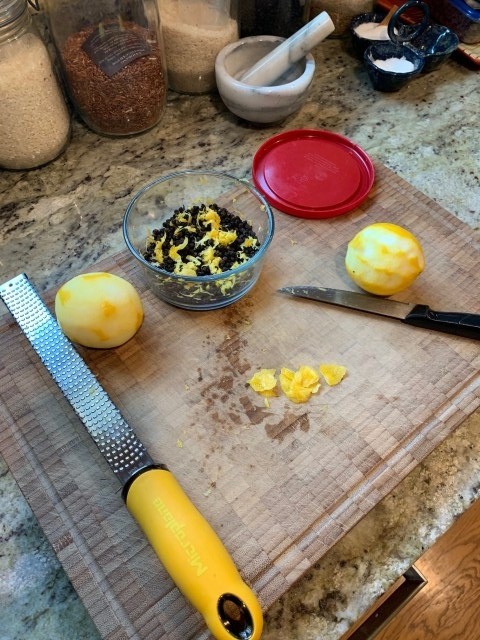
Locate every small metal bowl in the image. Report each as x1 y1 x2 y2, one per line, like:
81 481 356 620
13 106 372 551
123 170 274 311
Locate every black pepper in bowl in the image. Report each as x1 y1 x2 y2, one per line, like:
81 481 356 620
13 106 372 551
123 169 274 310
143 203 260 277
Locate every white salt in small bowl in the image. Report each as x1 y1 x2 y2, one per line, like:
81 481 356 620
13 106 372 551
350 12 392 59
215 35 315 124
364 42 424 92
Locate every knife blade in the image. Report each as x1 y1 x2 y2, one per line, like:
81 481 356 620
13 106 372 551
0 273 262 640
278 286 480 340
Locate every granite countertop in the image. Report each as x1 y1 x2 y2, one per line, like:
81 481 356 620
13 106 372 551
0 34 479 640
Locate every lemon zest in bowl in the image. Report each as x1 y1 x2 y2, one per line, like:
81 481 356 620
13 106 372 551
169 236 188 261
144 203 260 278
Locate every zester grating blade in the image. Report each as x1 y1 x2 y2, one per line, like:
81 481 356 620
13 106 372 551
2 274 266 640
0 274 155 485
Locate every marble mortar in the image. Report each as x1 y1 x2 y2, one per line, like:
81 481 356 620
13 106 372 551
215 36 315 124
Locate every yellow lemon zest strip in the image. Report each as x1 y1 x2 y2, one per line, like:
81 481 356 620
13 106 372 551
248 369 279 400
319 364 347 386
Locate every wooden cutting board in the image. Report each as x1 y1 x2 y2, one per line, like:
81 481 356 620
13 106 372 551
1 163 479 640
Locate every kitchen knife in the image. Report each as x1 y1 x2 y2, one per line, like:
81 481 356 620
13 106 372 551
0 273 262 640
278 285 480 340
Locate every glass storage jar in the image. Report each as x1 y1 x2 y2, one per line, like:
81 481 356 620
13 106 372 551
239 0 311 38
310 0 374 36
42 0 168 136
0 0 70 170
157 0 238 93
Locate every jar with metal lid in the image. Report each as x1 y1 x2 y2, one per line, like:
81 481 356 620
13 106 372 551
0 0 70 170
42 0 168 136
157 0 239 94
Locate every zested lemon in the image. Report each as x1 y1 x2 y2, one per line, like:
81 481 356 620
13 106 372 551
345 222 425 296
55 272 144 348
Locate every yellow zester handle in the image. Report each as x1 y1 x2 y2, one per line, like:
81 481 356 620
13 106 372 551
125 467 263 640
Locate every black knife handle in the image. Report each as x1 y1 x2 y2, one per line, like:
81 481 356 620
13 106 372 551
404 304 480 340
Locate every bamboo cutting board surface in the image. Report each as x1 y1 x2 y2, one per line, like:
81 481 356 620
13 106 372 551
1 164 479 640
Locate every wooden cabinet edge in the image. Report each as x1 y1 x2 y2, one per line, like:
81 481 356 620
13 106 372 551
342 566 427 640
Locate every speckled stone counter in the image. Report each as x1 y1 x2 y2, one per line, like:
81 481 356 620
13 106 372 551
0 34 479 640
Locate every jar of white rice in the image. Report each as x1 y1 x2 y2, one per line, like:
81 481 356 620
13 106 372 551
157 0 239 94
0 0 70 170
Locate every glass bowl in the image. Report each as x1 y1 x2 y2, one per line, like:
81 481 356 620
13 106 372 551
123 170 275 310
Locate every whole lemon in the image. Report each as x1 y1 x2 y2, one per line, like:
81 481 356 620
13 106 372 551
345 223 425 296
55 272 144 348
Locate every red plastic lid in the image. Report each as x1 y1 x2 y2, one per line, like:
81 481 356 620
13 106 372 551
252 129 375 219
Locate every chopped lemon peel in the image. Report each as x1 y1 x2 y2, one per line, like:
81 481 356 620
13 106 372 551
248 362 348 405
279 366 320 404
319 364 347 386
248 369 278 398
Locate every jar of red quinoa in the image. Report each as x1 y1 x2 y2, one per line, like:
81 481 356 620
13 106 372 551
43 0 168 136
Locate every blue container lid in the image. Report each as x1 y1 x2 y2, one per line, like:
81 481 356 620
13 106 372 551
448 0 480 22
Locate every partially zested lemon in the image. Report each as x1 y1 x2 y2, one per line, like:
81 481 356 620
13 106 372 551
55 272 144 348
345 222 425 296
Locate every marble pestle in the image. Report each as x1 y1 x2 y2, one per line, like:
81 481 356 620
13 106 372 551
239 12 335 87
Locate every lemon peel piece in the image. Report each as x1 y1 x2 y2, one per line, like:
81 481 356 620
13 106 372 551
295 365 320 388
248 369 278 398
279 365 320 404
248 363 345 405
319 364 347 386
